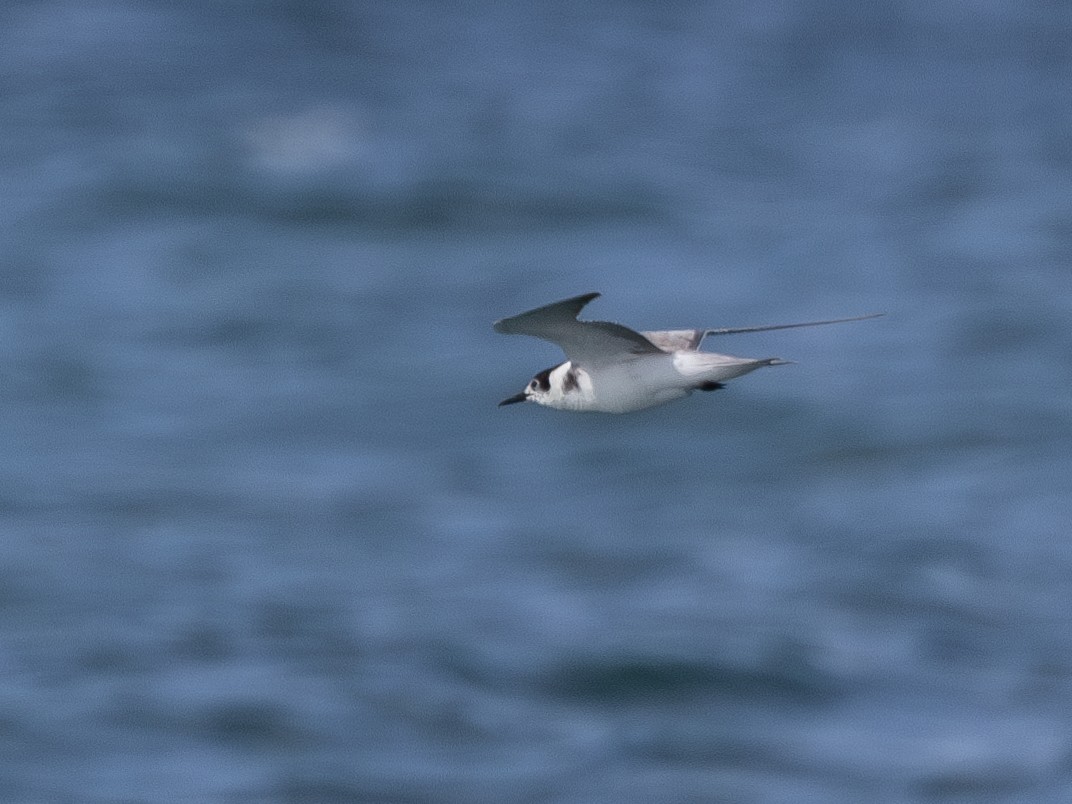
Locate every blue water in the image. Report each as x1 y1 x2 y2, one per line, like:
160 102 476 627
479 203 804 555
3 1 1072 801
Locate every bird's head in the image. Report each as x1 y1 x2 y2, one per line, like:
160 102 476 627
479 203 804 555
499 365 555 408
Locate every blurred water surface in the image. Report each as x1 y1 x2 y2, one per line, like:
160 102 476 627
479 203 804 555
2 1 1072 801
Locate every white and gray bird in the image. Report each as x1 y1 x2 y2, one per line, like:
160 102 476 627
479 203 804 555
495 292 881 413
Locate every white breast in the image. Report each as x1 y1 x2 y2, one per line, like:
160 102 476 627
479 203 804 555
574 355 692 413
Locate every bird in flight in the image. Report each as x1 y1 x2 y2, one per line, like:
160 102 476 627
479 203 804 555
495 292 881 413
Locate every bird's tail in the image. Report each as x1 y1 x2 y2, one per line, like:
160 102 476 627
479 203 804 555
674 351 790 382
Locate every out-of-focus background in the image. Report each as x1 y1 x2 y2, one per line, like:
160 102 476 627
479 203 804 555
3 1 1071 801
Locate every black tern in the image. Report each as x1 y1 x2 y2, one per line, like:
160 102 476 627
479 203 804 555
495 292 882 413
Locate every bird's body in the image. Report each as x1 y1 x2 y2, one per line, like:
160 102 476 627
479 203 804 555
495 292 881 414
528 352 782 413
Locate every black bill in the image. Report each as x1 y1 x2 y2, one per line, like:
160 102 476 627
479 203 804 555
498 392 528 406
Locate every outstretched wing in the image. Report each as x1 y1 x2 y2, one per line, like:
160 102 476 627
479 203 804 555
494 292 663 367
644 314 884 352
640 329 708 352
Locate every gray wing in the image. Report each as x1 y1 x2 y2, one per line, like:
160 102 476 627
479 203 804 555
494 292 663 367
640 330 708 352
645 314 885 352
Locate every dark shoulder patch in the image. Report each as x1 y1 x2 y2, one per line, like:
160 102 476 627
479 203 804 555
563 368 579 393
697 381 724 392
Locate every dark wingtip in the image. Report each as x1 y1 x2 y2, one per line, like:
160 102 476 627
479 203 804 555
493 291 602 333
